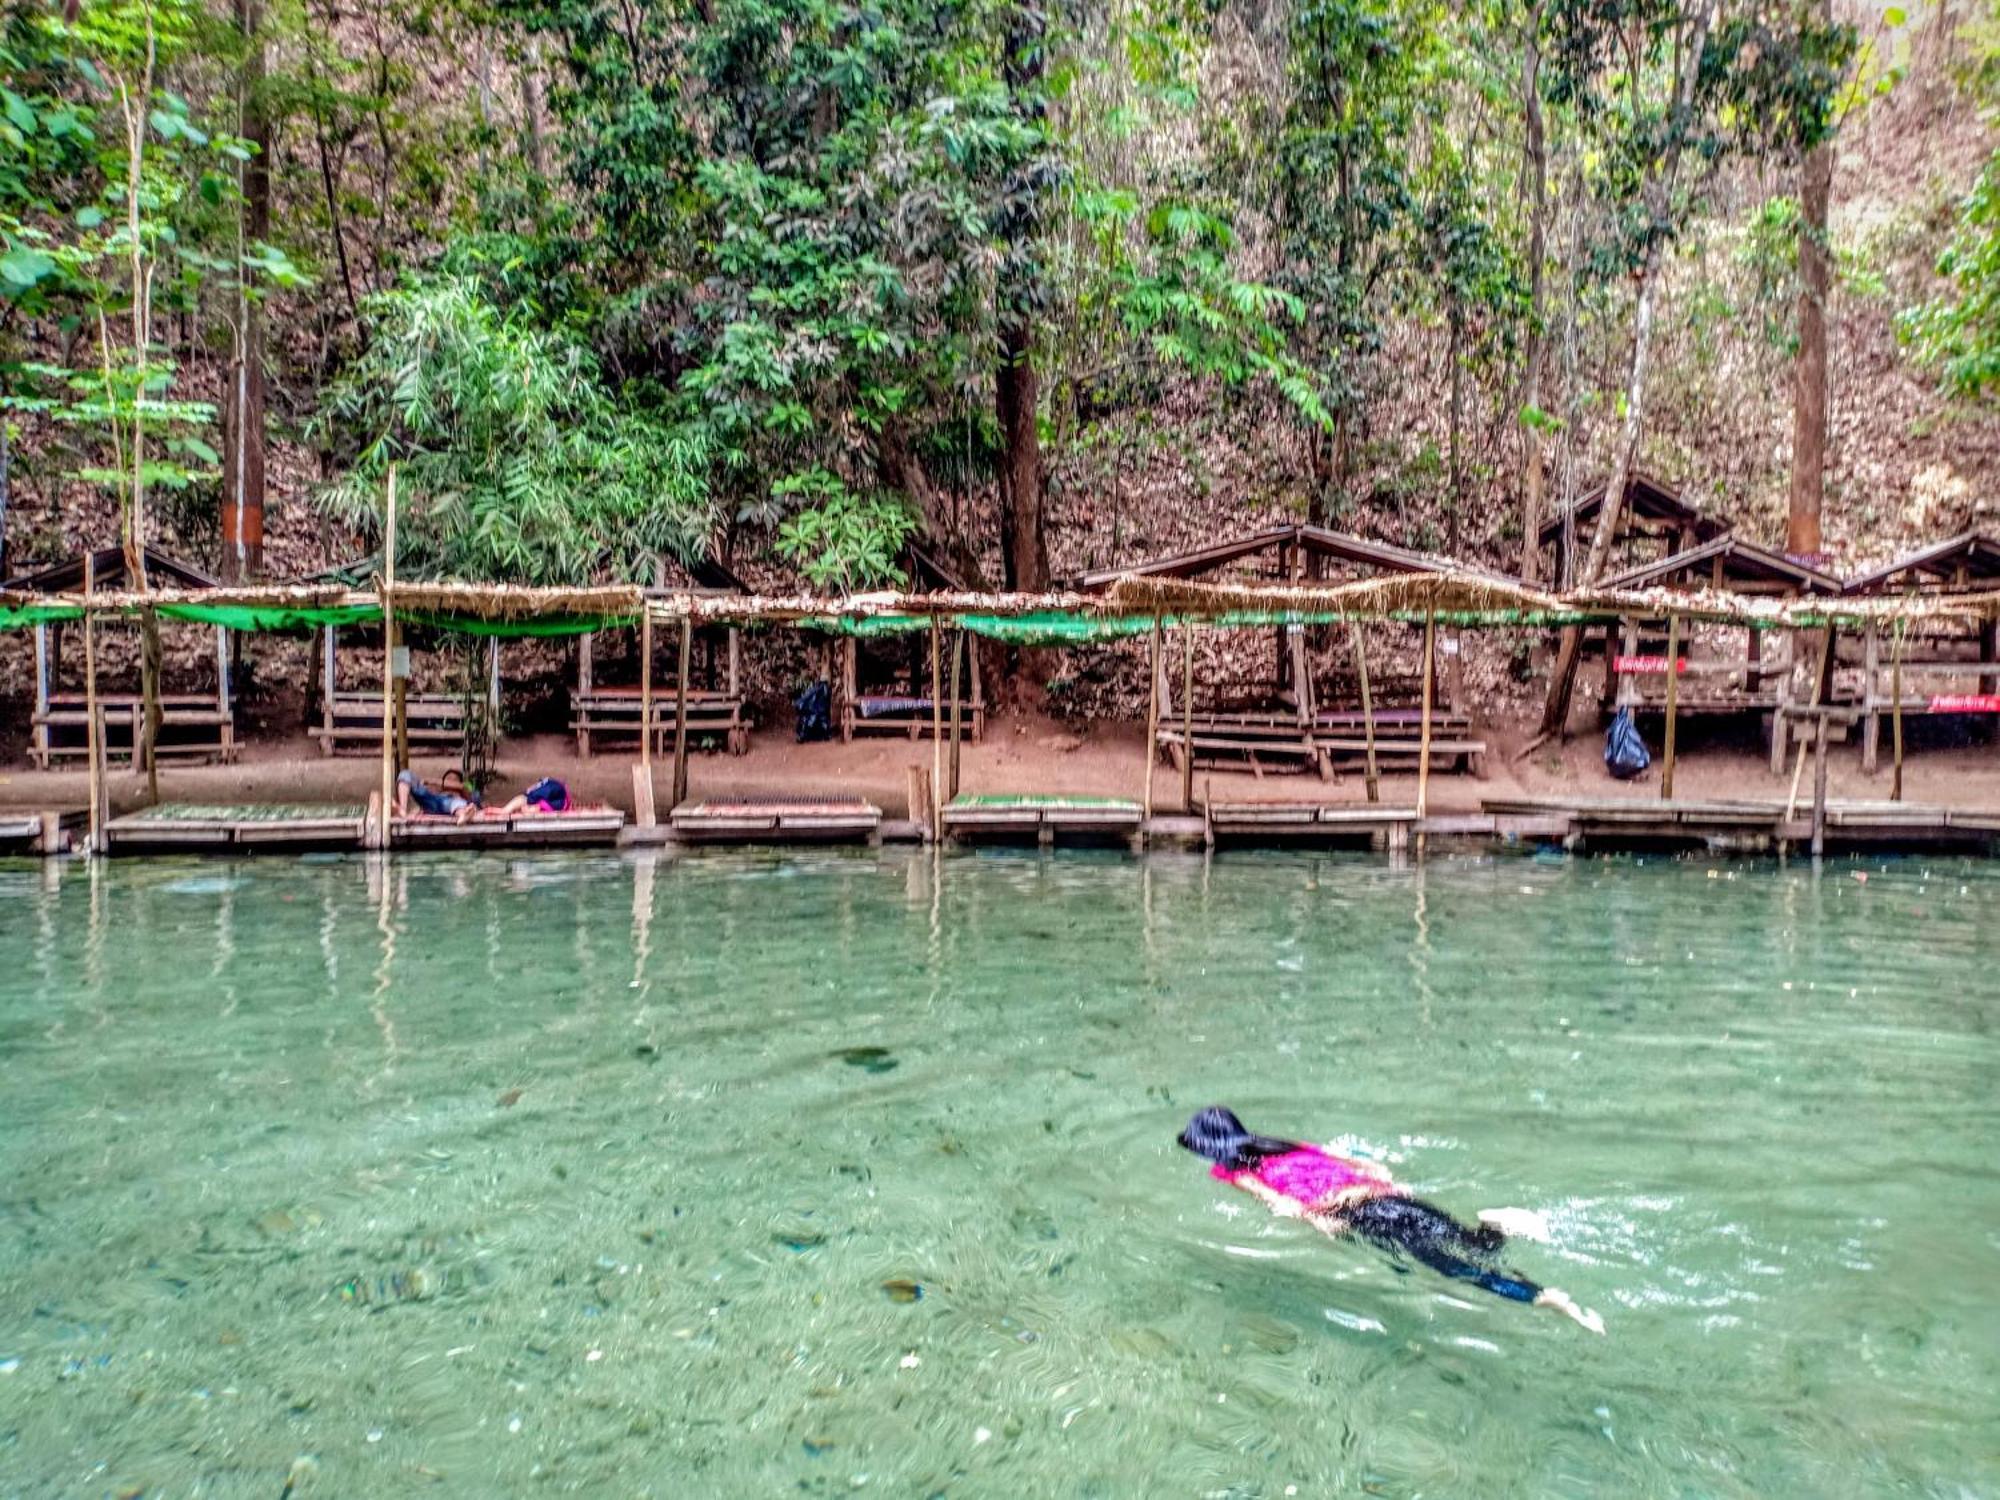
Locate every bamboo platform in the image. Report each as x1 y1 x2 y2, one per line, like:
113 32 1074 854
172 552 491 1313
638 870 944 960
104 802 368 852
943 794 1143 842
1481 795 1998 852
1202 800 1420 848
668 797 882 843
391 809 627 848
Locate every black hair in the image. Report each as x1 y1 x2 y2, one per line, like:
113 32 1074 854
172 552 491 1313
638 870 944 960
1176 1106 1304 1172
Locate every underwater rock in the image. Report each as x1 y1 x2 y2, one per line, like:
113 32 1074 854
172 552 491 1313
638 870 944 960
832 1047 898 1074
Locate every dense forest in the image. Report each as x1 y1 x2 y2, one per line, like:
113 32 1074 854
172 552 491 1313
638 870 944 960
1 0 1996 635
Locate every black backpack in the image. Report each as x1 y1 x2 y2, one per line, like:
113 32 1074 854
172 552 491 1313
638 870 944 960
1604 706 1650 781
793 680 832 742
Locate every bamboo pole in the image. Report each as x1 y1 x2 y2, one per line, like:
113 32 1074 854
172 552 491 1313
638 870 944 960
83 553 102 855
1661 613 1681 801
139 603 161 803
1349 621 1379 804
1416 611 1436 823
1890 623 1906 803
377 466 397 849
1143 621 1161 818
1181 626 1195 812
947 629 964 799
639 609 654 771
929 619 944 841
1811 713 1830 858
671 614 691 806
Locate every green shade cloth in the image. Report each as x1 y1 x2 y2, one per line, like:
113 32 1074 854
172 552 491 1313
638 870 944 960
154 602 383 632
948 794 1141 809
0 603 84 627
397 611 635 638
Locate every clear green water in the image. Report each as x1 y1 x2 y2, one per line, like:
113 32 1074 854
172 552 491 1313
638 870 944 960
1 849 1995 1499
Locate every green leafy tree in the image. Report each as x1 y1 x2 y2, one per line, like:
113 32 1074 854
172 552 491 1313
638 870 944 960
311 273 715 582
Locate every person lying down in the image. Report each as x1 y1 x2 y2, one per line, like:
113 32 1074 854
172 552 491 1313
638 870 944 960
1178 1106 1603 1334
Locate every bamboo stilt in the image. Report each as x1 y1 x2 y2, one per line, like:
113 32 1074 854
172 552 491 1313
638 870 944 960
377 467 397 849
947 629 964 799
1891 625 1906 803
672 614 691 806
1350 621 1379 804
1143 622 1161 818
1181 626 1194 812
929 620 944 841
1416 612 1436 824
1661 613 1681 801
640 609 654 770
83 554 102 855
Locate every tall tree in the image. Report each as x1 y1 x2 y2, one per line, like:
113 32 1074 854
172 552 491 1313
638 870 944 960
1786 0 1833 561
221 0 269 580
995 0 1052 591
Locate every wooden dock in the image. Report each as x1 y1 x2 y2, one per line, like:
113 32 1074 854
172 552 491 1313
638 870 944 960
669 797 882 843
943 794 1143 844
1202 800 1419 849
103 803 369 853
1481 795 1999 853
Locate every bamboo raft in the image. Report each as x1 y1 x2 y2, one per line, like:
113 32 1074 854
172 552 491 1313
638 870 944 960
103 802 369 852
942 794 1143 842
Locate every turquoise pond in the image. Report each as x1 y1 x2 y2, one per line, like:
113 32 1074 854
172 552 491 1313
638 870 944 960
0 848 1995 1497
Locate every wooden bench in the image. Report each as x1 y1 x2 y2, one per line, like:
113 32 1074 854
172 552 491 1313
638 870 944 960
1316 737 1487 776
316 691 468 756
842 695 987 742
572 687 747 756
30 693 237 767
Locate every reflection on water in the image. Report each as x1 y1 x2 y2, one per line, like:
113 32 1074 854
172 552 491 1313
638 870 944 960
0 848 1996 1497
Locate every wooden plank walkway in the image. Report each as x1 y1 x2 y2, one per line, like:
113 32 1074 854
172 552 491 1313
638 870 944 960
669 797 882 843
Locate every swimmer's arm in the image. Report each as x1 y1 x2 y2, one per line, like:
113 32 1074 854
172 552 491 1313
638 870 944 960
1234 1176 1307 1218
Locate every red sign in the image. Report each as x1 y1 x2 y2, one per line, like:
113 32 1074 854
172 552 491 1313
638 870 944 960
1614 655 1689 675
1928 694 2000 713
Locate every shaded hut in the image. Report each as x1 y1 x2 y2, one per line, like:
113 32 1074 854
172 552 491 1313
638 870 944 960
1599 535 1841 771
1537 471 1731 588
573 554 750 756
1065 524 1498 778
5 545 236 766
839 544 986 742
1841 532 2000 771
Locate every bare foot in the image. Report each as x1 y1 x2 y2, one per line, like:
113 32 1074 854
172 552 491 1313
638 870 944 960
1534 1287 1604 1334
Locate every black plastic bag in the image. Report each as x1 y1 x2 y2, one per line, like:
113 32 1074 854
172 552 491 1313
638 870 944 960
794 680 832 742
1604 706 1650 780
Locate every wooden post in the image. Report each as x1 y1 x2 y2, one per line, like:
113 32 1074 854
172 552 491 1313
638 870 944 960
908 763 931 837
31 621 49 768
83 554 102 855
727 626 741 700
1143 621 1161 818
672 613 692 807
639 610 654 771
1891 624 1906 803
947 629 964 799
1181 626 1195 812
576 630 595 758
1811 712 1830 858
216 624 234 763
929 620 944 840
487 638 502 754
138 604 162 801
321 626 337 755
1661 613 1681 801
377 466 397 850
1349 621 1380 805
1416 611 1436 823
1861 625 1880 775
1616 618 1639 707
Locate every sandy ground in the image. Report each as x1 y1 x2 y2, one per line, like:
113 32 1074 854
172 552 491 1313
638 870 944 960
7 711 2000 820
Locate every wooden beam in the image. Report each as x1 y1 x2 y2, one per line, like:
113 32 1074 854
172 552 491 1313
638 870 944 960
1349 621 1380 804
322 625 337 755
1811 713 1830 858
672 614 692 806
1661 613 1681 801
1861 625 1880 775
32 621 49 768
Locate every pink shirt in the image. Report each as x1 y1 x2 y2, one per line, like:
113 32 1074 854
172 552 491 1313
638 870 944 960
1212 1147 1387 1210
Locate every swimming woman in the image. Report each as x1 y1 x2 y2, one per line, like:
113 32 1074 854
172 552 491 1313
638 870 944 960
1178 1106 1603 1333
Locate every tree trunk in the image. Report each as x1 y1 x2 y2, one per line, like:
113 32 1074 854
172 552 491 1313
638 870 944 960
222 0 268 581
995 329 1046 592
1539 250 1664 735
1787 1 1832 561
1518 6 1549 584
522 37 549 178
